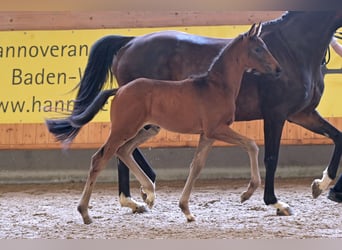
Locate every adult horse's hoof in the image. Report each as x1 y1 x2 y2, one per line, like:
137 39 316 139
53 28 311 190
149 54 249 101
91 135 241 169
276 206 294 216
119 193 148 213
311 180 323 199
133 204 149 213
273 201 293 216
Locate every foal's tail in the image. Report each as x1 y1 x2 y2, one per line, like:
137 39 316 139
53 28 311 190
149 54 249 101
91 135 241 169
46 89 118 144
45 34 134 144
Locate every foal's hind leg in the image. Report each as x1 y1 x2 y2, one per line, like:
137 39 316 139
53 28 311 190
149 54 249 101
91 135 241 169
209 125 261 202
115 127 159 209
77 141 117 224
116 145 156 209
179 134 214 222
117 126 160 212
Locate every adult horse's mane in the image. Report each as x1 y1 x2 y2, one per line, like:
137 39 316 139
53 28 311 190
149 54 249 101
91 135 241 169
190 13 295 86
263 11 290 27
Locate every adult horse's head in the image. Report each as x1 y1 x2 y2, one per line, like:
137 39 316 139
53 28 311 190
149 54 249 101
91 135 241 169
242 23 282 78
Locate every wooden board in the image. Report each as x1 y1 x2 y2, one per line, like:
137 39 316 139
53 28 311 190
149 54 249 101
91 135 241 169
0 119 340 149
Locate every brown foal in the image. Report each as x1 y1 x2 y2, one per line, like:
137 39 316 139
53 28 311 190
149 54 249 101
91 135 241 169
77 23 281 224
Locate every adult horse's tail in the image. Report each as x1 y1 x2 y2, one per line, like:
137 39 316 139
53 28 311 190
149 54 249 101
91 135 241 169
45 35 134 144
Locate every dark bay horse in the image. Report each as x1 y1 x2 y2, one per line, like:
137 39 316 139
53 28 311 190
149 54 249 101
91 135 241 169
48 11 342 216
48 24 281 224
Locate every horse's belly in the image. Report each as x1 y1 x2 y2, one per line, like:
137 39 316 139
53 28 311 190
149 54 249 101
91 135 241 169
148 115 202 135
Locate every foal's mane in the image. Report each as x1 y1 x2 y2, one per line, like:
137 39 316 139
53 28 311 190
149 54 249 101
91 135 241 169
190 34 244 85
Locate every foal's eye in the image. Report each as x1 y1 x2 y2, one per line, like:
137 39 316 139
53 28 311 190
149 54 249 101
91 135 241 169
254 47 262 53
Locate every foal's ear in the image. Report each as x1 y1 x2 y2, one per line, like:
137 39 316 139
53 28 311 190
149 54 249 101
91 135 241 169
256 22 262 37
247 23 257 38
247 23 262 38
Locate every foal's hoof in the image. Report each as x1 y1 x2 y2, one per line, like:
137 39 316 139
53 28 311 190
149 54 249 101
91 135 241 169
145 197 155 209
276 207 294 216
141 188 148 202
83 217 93 225
240 191 252 203
186 214 196 222
311 180 323 199
140 187 155 209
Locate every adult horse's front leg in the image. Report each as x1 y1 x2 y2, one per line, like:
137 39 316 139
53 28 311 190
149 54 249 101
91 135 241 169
179 134 214 222
288 110 342 198
263 118 293 216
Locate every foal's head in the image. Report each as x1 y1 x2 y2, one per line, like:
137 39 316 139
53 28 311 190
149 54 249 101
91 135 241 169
239 23 281 77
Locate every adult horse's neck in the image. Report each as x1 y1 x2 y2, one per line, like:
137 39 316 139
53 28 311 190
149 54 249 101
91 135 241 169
262 11 342 68
205 35 246 96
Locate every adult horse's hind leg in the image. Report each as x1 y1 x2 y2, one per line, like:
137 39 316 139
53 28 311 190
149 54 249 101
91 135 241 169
117 126 160 212
209 125 261 202
179 134 214 222
288 110 342 198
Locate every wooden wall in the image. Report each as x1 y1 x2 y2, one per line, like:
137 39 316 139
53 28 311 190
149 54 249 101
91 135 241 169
0 11 340 149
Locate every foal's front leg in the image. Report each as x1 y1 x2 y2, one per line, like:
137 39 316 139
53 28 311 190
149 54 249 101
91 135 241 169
209 125 261 202
179 134 214 222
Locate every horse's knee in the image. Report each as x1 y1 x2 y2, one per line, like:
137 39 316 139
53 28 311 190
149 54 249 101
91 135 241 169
248 140 259 154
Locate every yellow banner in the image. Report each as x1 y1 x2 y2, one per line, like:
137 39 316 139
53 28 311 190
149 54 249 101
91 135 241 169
0 26 341 123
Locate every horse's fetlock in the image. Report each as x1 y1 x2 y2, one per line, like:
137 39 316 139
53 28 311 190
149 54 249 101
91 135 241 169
250 180 260 189
179 200 185 210
77 204 85 215
264 196 277 206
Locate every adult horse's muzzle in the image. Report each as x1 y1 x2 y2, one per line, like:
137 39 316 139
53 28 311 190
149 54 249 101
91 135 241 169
273 65 282 78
